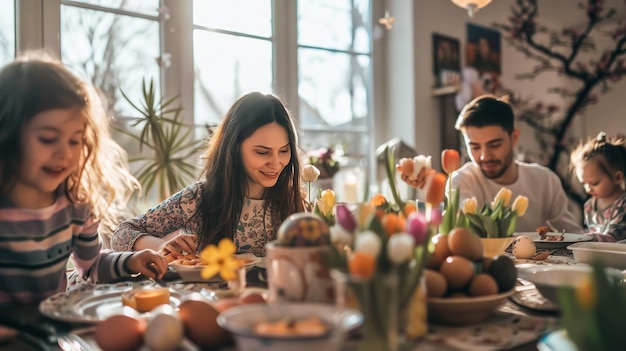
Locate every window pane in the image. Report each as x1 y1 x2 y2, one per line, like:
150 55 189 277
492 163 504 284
193 0 272 37
0 0 15 65
60 5 160 117
298 0 370 53
193 30 273 126
65 0 160 16
298 48 370 128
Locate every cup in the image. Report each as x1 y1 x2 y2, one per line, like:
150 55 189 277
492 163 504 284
265 241 334 304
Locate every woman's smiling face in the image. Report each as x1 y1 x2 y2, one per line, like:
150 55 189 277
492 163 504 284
240 122 291 199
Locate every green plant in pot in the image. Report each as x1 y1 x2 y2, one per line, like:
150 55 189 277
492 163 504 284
117 78 206 202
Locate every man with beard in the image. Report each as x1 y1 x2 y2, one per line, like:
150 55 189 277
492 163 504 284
451 95 583 233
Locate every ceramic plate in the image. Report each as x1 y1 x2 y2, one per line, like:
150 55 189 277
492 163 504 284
513 232 594 249
39 282 190 324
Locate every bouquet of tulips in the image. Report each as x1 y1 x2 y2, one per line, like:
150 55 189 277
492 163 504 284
460 188 529 238
324 146 447 350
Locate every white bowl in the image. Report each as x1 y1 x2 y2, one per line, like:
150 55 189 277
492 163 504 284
216 303 363 351
568 242 626 269
517 265 623 306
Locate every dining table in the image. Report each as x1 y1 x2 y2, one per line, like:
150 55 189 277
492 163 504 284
0 248 581 351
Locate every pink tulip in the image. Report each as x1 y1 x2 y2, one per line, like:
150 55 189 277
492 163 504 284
335 203 357 232
406 212 427 245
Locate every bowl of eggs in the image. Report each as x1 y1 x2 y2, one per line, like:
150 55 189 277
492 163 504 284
216 303 363 351
424 228 518 326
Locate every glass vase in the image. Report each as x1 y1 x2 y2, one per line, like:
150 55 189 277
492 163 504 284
333 270 401 351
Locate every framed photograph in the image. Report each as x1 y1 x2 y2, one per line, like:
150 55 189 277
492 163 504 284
432 33 461 87
466 23 501 75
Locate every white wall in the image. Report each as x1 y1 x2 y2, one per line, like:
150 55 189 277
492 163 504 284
380 0 626 171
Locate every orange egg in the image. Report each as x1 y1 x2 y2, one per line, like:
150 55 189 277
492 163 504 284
439 255 475 290
468 274 499 297
239 291 266 305
447 228 483 261
95 314 145 351
424 269 447 298
178 299 230 348
213 298 240 312
425 233 451 269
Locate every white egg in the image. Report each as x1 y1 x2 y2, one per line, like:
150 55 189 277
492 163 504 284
513 235 536 259
144 312 184 351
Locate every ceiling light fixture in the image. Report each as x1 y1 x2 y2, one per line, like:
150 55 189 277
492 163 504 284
451 0 492 17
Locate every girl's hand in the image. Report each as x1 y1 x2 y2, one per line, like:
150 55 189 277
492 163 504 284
126 249 169 279
160 230 198 258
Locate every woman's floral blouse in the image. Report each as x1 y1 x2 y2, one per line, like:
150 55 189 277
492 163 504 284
111 182 275 256
584 192 626 242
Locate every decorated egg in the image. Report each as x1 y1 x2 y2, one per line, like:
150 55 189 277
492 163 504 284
512 235 536 259
276 213 331 247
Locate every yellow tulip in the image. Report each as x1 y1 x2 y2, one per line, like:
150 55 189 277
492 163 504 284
302 164 321 182
493 188 512 207
462 197 477 214
319 189 336 216
511 195 529 217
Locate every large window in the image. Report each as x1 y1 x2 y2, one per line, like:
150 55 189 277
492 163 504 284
17 0 374 202
192 0 273 126
0 0 15 66
297 0 373 203
60 0 161 117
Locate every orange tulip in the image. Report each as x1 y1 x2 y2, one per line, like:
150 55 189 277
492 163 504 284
381 213 405 236
370 193 388 208
441 149 460 174
425 172 447 206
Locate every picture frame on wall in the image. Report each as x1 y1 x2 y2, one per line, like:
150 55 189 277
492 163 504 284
432 33 461 88
466 23 501 76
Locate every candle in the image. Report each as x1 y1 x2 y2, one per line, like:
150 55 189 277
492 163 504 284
344 180 358 204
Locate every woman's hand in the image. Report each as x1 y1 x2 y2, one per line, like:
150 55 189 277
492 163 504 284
125 249 169 279
159 230 198 259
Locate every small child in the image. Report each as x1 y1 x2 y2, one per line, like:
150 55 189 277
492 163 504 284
0 52 168 307
571 132 626 242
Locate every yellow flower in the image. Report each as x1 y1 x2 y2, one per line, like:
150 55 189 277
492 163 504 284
462 197 477 214
199 238 243 281
493 188 512 207
302 164 321 182
318 189 336 217
511 195 529 217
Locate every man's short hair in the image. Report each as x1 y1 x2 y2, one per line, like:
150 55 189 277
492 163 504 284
455 94 515 134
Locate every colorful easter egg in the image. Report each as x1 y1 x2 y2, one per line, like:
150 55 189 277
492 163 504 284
276 213 331 247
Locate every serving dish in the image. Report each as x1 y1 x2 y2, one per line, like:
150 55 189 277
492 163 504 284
39 282 189 323
171 253 261 282
568 242 626 269
513 232 593 250
427 289 515 326
216 303 363 351
517 265 623 307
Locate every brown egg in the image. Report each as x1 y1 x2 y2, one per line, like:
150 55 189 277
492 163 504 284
425 233 451 269
213 298 240 312
95 314 145 351
424 269 447 297
178 299 231 348
447 228 483 261
468 273 499 297
239 291 266 305
439 255 475 290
